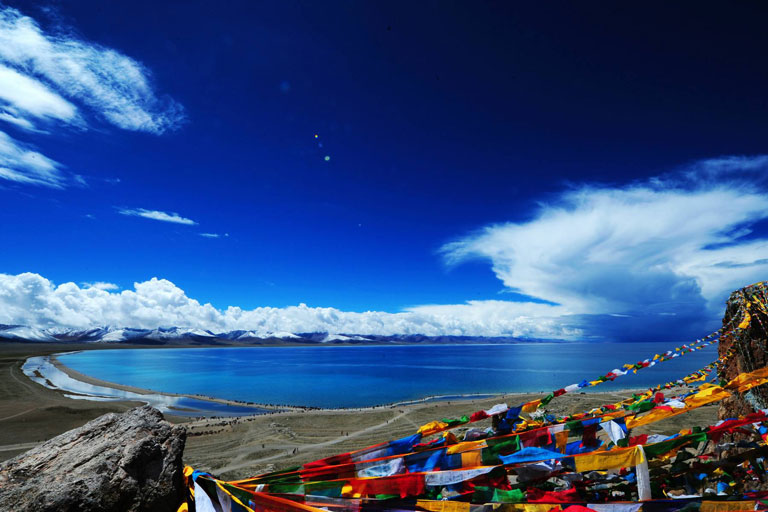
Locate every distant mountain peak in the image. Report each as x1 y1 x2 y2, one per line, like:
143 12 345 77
0 324 530 345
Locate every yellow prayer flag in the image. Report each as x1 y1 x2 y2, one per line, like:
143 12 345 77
687 386 731 407
341 484 360 498
522 400 542 413
602 411 625 420
417 421 449 436
574 445 645 472
656 446 682 462
500 505 562 512
726 366 768 392
417 500 471 512
738 310 751 329
443 432 458 444
627 386 730 429
554 430 569 453
700 501 756 512
446 440 484 455
460 450 482 468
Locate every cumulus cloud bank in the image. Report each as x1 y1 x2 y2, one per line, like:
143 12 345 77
442 156 768 338
0 272 573 338
0 5 183 187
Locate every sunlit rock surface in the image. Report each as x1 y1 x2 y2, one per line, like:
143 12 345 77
0 406 185 512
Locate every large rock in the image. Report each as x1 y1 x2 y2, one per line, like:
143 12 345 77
0 405 186 512
719 281 768 419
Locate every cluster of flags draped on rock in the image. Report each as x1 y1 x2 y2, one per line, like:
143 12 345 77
180 283 768 512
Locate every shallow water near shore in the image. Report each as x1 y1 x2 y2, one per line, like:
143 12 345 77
56 342 716 408
22 356 265 416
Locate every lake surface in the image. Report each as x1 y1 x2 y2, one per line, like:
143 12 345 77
58 342 717 408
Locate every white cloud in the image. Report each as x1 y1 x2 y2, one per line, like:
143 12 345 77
442 156 768 327
0 63 78 126
119 208 198 226
82 281 119 291
0 130 65 188
0 5 183 189
406 301 579 338
200 233 229 238
0 272 574 338
0 6 183 134
0 111 36 131
683 155 768 179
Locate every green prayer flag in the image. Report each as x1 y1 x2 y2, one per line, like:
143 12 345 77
540 393 555 406
492 488 525 503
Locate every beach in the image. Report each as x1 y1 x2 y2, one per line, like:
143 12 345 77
0 342 721 480
0 343 147 460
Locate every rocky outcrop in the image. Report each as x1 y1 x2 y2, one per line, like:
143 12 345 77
0 405 186 512
719 281 768 419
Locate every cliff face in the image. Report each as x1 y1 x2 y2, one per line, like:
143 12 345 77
719 281 768 419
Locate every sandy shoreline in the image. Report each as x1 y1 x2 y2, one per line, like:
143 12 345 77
0 342 721 480
46 353 301 413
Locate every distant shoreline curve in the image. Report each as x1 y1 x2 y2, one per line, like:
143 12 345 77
24 349 518 416
23 342 659 416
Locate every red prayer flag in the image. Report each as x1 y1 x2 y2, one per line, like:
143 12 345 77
470 411 489 422
527 487 582 503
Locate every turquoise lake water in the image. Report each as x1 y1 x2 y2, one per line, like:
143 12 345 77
58 342 717 408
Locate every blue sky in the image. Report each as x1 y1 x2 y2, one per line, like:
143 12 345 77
1 2 768 340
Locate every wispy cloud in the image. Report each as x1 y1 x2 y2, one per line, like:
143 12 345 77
0 5 184 189
118 208 197 226
0 63 77 129
200 233 229 238
442 155 768 338
0 130 65 188
0 6 184 134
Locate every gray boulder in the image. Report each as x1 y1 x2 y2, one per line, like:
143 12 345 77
0 405 186 512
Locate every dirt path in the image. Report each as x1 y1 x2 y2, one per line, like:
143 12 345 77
215 409 414 474
0 406 37 422
7 364 37 393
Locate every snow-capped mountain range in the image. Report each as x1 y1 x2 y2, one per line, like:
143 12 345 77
0 324 527 344
0 324 302 343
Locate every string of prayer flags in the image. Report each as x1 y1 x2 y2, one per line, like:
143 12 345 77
180 294 768 512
